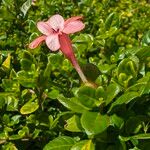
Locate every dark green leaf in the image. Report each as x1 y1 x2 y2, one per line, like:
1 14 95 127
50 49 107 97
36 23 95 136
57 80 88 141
109 92 139 112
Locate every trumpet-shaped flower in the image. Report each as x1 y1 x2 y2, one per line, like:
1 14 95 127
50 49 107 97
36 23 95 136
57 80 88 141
29 14 87 83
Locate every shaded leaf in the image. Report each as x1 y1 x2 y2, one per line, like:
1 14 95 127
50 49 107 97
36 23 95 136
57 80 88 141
109 92 139 112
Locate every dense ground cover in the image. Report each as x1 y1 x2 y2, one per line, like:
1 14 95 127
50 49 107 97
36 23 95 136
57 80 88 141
0 0 150 149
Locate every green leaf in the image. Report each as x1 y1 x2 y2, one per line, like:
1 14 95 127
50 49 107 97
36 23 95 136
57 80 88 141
98 64 116 74
105 83 121 105
132 133 150 140
117 58 138 77
6 96 18 111
125 117 143 135
136 46 150 59
126 46 150 59
47 89 59 99
9 134 22 140
20 101 39 115
109 92 139 112
119 133 150 142
20 0 32 16
43 136 76 150
2 53 11 71
110 114 124 129
9 115 21 126
105 12 119 30
141 30 150 46
76 86 98 108
64 115 82 132
57 95 90 113
73 34 93 52
17 70 37 88
81 111 110 136
1 79 19 92
71 140 95 150
20 58 33 71
126 73 150 95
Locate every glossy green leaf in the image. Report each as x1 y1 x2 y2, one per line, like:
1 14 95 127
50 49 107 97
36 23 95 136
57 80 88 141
81 111 110 136
76 86 98 108
98 64 116 74
2 79 20 92
17 70 37 88
71 140 95 150
64 115 82 132
105 83 121 105
57 95 90 113
20 101 39 115
47 89 59 99
6 96 18 111
43 136 76 150
2 53 11 71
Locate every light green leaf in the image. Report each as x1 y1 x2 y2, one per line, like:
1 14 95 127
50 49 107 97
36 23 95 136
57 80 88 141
105 83 121 105
64 115 82 132
81 111 110 136
20 0 32 16
57 95 90 113
43 136 76 150
20 101 39 115
2 53 11 71
71 140 95 150
132 133 150 140
76 86 98 108
17 70 37 88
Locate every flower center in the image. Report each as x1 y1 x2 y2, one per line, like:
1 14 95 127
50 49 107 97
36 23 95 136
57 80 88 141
53 28 62 35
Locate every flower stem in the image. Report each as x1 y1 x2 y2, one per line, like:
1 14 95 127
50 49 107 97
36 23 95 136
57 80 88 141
59 33 88 83
71 56 88 83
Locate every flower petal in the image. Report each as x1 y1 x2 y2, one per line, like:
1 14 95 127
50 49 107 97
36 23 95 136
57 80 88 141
29 35 46 49
47 14 64 31
37 22 53 35
65 16 83 25
63 20 85 34
46 34 60 51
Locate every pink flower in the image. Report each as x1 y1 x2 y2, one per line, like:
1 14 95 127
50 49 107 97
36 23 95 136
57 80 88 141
29 14 87 83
